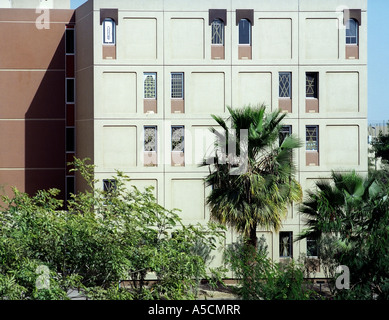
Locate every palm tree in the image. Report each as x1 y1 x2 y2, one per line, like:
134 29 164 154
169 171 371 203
203 104 303 251
296 170 380 242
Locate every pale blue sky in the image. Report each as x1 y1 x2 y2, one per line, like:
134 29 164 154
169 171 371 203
70 0 389 124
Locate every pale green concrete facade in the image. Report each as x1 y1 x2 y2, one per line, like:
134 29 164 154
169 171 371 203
75 0 368 278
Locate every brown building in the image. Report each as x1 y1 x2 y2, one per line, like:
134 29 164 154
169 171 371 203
0 7 75 201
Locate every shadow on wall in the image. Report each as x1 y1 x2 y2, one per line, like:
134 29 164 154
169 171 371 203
0 10 75 201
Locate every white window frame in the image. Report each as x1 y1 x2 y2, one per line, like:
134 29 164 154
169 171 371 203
279 125 292 146
306 72 318 99
211 19 224 45
279 231 293 258
171 125 185 152
346 18 358 45
238 18 251 45
171 73 184 99
144 126 157 152
279 72 292 98
306 125 319 152
103 18 116 45
143 73 157 99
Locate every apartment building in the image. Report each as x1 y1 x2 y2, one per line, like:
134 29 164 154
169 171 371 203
0 0 367 277
74 0 368 273
0 1 74 201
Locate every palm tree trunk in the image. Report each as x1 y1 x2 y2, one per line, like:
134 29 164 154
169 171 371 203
247 223 258 251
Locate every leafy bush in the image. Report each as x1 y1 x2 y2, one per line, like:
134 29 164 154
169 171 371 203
0 158 225 300
224 237 317 300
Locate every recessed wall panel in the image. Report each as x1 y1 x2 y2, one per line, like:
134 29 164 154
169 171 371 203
237 72 272 108
171 179 205 220
325 126 359 166
103 126 137 168
326 72 359 112
305 18 339 60
258 19 292 59
189 72 225 114
170 18 204 60
121 18 157 59
102 72 137 114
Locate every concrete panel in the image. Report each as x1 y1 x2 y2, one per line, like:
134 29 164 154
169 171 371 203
305 18 339 60
126 179 158 199
189 72 225 114
258 18 292 60
191 125 218 165
325 125 359 166
237 72 272 108
120 18 157 60
101 72 137 114
326 72 359 112
170 18 204 60
299 0 367 11
103 126 137 168
171 179 205 220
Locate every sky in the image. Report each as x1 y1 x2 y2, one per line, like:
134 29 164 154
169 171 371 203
70 0 389 124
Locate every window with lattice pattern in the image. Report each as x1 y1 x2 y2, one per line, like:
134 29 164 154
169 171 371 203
144 73 156 99
279 125 292 146
279 72 291 98
171 73 184 99
171 126 184 152
211 19 224 45
144 126 157 152
306 125 319 151
306 73 318 98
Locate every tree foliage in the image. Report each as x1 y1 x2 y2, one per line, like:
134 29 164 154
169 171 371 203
298 170 389 299
0 158 226 300
371 122 389 163
224 237 318 300
203 104 302 249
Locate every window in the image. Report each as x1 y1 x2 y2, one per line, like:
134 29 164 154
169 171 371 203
171 126 184 152
306 72 318 98
66 176 75 204
279 125 292 145
279 232 293 258
144 73 156 99
279 72 292 98
103 18 115 45
306 126 319 151
307 237 319 257
103 179 117 193
65 29 75 54
66 78 75 103
171 73 184 99
66 127 75 152
211 19 224 45
144 126 157 152
346 18 358 45
238 19 251 45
